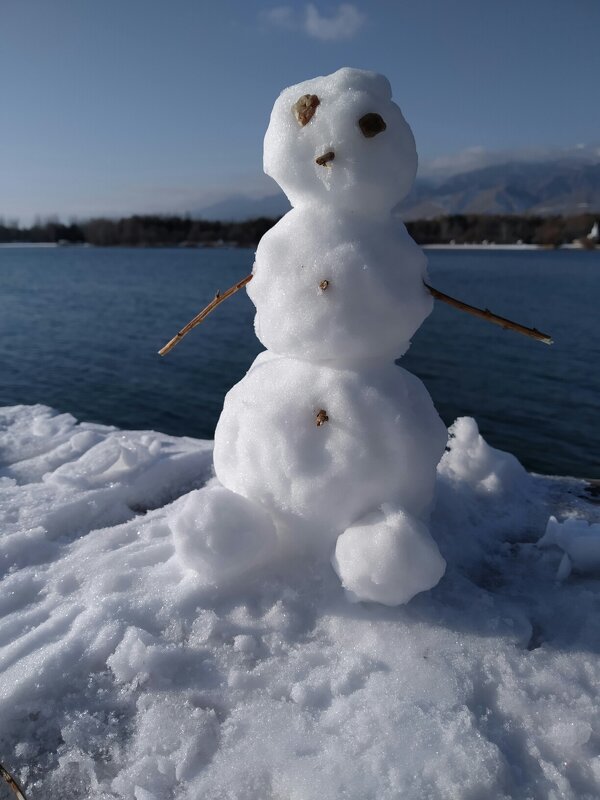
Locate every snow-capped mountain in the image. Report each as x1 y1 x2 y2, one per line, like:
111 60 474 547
193 158 600 221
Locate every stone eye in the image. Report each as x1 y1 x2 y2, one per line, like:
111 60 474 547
359 113 386 138
293 94 320 127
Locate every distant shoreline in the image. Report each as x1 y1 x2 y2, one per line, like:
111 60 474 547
1 241 595 251
1 213 598 250
422 242 591 250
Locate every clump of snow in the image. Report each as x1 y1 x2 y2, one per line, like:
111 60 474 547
2 405 600 800
438 416 528 495
172 485 278 584
539 515 600 579
332 506 446 605
431 416 545 574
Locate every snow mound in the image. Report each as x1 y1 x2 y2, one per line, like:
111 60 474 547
439 416 528 495
1 405 600 800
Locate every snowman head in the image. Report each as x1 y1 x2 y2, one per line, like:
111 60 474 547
264 68 417 214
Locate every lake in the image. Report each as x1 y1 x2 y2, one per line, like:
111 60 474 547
0 245 598 478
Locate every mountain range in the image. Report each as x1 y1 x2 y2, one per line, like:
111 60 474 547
194 158 600 221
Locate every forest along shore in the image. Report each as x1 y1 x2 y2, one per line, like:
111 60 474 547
1 213 599 249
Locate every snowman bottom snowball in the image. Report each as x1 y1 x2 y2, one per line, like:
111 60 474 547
172 355 448 604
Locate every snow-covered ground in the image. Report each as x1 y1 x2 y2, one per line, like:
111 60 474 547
1 404 599 800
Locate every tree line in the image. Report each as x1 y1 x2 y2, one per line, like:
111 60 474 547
0 216 275 248
407 214 597 247
0 213 597 248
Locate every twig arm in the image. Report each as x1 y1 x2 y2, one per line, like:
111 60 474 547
0 763 28 800
158 270 552 357
424 282 553 345
158 273 254 356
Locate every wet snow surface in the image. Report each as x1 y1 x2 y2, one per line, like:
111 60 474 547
1 405 599 800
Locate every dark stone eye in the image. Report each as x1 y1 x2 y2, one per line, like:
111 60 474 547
293 94 320 126
359 113 386 138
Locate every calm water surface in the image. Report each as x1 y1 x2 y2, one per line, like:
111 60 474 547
0 246 598 478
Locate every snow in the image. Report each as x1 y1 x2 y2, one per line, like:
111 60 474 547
332 506 446 606
250 206 432 361
212 355 446 551
2 404 600 799
263 68 417 212
173 485 278 584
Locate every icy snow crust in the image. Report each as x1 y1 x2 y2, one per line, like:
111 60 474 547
2 405 600 800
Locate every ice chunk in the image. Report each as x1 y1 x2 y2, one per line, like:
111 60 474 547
539 516 600 578
332 506 446 605
107 626 157 684
264 67 417 212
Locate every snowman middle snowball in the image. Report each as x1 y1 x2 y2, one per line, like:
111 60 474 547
174 68 448 606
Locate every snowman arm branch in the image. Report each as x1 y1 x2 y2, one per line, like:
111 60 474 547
0 762 28 800
158 274 254 356
424 282 553 345
158 271 552 356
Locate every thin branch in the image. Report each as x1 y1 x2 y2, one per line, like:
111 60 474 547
424 282 553 345
158 269 553 357
158 274 254 356
0 763 28 800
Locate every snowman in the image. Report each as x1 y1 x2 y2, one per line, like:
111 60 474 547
172 68 448 605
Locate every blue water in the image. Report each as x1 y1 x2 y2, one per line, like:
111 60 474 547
0 246 598 478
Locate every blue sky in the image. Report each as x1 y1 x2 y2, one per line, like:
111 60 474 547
2 0 599 222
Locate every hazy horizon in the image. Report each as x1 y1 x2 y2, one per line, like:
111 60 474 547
2 0 599 223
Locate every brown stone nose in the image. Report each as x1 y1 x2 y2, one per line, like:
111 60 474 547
315 151 335 167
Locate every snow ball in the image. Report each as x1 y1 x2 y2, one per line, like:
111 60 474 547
249 205 432 361
170 486 278 585
332 507 446 605
538 516 600 578
264 67 417 212
214 356 447 545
